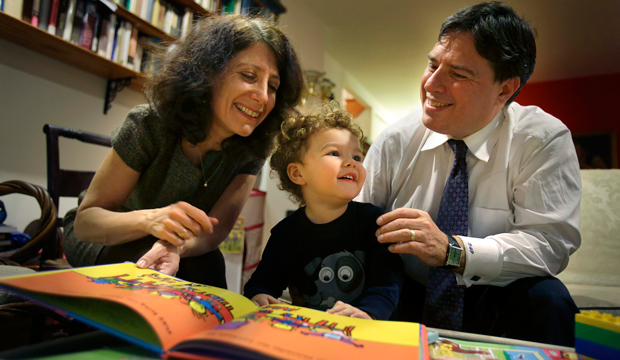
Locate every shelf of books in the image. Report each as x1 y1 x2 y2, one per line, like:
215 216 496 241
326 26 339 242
0 0 285 111
0 10 139 80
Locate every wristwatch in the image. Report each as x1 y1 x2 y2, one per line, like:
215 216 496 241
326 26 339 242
443 234 463 269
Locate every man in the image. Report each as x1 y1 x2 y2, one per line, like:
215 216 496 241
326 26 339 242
357 2 580 346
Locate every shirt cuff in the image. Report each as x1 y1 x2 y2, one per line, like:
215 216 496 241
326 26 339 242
456 236 502 286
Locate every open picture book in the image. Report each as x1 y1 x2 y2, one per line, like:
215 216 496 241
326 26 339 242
0 262 428 360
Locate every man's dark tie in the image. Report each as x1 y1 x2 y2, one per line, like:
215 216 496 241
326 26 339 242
422 139 468 330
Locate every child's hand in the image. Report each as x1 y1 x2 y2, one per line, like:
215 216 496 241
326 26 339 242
251 294 283 307
326 301 372 319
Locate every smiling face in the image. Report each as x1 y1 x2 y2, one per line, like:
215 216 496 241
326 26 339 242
210 42 280 143
290 128 366 207
420 32 517 138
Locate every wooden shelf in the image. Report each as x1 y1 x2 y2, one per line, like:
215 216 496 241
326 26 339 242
114 6 175 41
0 11 140 81
174 0 211 16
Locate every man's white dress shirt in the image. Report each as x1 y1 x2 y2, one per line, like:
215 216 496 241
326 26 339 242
356 102 581 287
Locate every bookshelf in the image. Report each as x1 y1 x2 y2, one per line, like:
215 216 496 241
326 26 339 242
0 0 286 113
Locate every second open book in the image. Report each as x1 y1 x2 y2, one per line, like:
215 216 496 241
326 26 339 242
0 262 428 360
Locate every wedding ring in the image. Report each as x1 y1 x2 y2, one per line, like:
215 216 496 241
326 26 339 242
177 229 188 240
410 229 416 242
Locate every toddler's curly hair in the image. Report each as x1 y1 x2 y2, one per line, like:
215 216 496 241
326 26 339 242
270 102 364 205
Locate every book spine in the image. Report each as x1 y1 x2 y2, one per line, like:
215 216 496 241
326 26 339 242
97 16 110 56
163 2 172 34
127 26 138 69
61 0 76 40
54 0 69 37
135 42 143 73
140 0 149 19
30 0 40 27
47 0 60 34
111 19 120 62
5 0 25 19
149 0 158 26
79 2 96 50
133 0 142 17
69 0 85 44
38 0 51 30
180 8 190 39
22 0 33 23
105 13 116 59
90 3 101 52
156 0 165 29
120 21 132 67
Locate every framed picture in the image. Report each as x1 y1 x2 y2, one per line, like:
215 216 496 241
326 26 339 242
572 131 617 169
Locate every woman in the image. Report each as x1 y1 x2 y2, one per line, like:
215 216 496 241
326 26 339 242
63 15 304 287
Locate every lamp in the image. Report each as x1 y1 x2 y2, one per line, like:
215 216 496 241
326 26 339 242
301 70 336 111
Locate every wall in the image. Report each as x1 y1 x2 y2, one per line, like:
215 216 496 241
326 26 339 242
259 1 326 246
324 53 390 141
516 73 620 167
0 37 146 231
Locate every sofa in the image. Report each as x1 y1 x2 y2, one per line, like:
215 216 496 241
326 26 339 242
557 169 620 315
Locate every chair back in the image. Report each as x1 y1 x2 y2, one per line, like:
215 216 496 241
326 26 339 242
43 124 112 260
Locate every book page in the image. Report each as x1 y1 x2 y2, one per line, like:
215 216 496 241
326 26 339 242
171 304 422 360
428 337 581 359
0 263 258 352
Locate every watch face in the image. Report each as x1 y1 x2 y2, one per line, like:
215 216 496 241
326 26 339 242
446 246 462 268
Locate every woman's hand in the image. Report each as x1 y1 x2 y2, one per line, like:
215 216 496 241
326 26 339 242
251 294 283 307
145 201 220 247
136 240 181 276
326 301 372 319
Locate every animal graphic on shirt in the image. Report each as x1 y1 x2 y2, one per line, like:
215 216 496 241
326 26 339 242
301 250 366 309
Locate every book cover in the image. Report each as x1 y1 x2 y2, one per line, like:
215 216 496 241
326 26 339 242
428 337 583 360
0 263 426 360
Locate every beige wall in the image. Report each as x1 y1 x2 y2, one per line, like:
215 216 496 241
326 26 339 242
257 1 327 246
0 38 146 230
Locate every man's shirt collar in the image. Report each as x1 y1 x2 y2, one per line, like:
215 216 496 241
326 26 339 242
421 110 504 162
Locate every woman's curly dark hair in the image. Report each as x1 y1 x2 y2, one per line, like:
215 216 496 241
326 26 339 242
270 102 363 205
145 14 304 159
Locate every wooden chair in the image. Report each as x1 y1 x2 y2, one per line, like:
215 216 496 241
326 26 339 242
43 125 112 261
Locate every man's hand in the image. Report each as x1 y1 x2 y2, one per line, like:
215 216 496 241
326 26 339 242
136 240 180 276
251 294 283 307
326 301 372 319
376 208 450 267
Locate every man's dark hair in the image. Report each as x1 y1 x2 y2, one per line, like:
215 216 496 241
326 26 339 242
146 15 304 159
439 1 536 104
